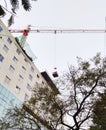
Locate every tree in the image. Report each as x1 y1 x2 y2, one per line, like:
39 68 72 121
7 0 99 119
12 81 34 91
0 106 41 130
26 53 106 130
89 90 106 130
1 53 106 130
0 0 37 26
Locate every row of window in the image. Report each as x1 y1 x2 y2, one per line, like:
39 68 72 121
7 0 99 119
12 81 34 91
5 75 32 91
4 75 45 100
16 83 31 93
4 76 30 101
0 53 37 81
16 86 29 101
2 46 35 73
6 64 44 87
12 55 35 74
9 65 33 81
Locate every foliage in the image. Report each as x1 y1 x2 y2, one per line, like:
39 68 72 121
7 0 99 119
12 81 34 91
0 0 37 26
10 0 32 11
25 53 106 130
89 90 106 130
0 106 41 130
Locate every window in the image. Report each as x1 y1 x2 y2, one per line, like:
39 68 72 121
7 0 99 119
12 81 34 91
37 74 39 78
0 54 4 62
3 45 9 53
24 94 29 101
22 66 26 73
0 26 3 32
18 75 23 82
9 65 15 73
35 82 41 87
7 37 12 44
16 86 20 94
26 83 31 91
29 74 33 81
42 81 44 85
16 49 21 55
24 58 28 63
13 56 18 63
4 76 11 84
31 66 34 72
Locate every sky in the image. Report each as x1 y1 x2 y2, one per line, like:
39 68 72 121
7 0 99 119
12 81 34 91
2 0 106 78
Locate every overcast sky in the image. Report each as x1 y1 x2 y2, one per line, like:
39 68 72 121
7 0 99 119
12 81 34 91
2 0 106 78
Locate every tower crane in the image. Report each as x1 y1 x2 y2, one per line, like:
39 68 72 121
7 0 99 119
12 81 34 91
9 25 106 47
9 26 106 78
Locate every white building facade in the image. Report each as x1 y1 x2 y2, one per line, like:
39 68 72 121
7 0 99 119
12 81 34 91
0 19 57 117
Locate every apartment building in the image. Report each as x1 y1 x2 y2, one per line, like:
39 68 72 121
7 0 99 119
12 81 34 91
0 19 58 117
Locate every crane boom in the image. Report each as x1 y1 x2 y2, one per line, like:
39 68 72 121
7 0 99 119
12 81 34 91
9 29 106 34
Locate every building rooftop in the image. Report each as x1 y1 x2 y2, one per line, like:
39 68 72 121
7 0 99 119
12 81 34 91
41 71 59 94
